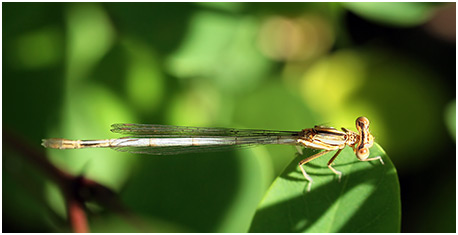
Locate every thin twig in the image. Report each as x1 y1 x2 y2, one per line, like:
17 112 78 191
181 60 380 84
3 127 150 232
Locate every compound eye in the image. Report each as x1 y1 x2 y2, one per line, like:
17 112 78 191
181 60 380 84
356 116 370 126
357 148 370 160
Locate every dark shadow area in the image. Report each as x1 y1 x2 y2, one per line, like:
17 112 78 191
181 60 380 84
120 150 242 232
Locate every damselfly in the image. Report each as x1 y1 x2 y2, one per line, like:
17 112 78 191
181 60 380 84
42 116 383 191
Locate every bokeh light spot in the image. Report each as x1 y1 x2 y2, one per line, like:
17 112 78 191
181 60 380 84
66 3 115 82
122 38 164 114
257 14 334 62
300 50 366 116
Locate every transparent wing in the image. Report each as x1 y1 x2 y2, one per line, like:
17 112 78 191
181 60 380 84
113 144 255 155
111 123 301 137
111 135 299 155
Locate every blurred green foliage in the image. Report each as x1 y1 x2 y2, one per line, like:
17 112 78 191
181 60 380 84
3 2 455 232
342 2 438 26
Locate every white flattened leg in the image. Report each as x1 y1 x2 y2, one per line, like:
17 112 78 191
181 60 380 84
298 150 331 192
327 148 343 182
362 155 384 165
300 165 313 192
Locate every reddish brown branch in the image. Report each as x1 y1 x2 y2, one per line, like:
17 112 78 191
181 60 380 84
68 197 89 233
3 127 72 186
3 127 148 232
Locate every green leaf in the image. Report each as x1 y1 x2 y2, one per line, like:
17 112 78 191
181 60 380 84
249 143 400 232
342 2 436 27
444 99 456 141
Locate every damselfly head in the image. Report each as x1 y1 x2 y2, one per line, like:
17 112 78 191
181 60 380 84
356 116 370 127
355 116 374 160
356 147 370 160
355 116 372 137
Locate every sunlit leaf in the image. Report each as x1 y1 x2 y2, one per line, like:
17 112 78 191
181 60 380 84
342 2 437 27
122 37 165 114
250 143 400 232
66 3 115 82
166 11 271 94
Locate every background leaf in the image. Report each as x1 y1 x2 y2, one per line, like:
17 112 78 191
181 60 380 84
444 99 456 141
342 2 437 27
250 143 400 232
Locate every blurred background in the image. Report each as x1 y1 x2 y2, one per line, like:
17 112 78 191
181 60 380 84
3 2 455 232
